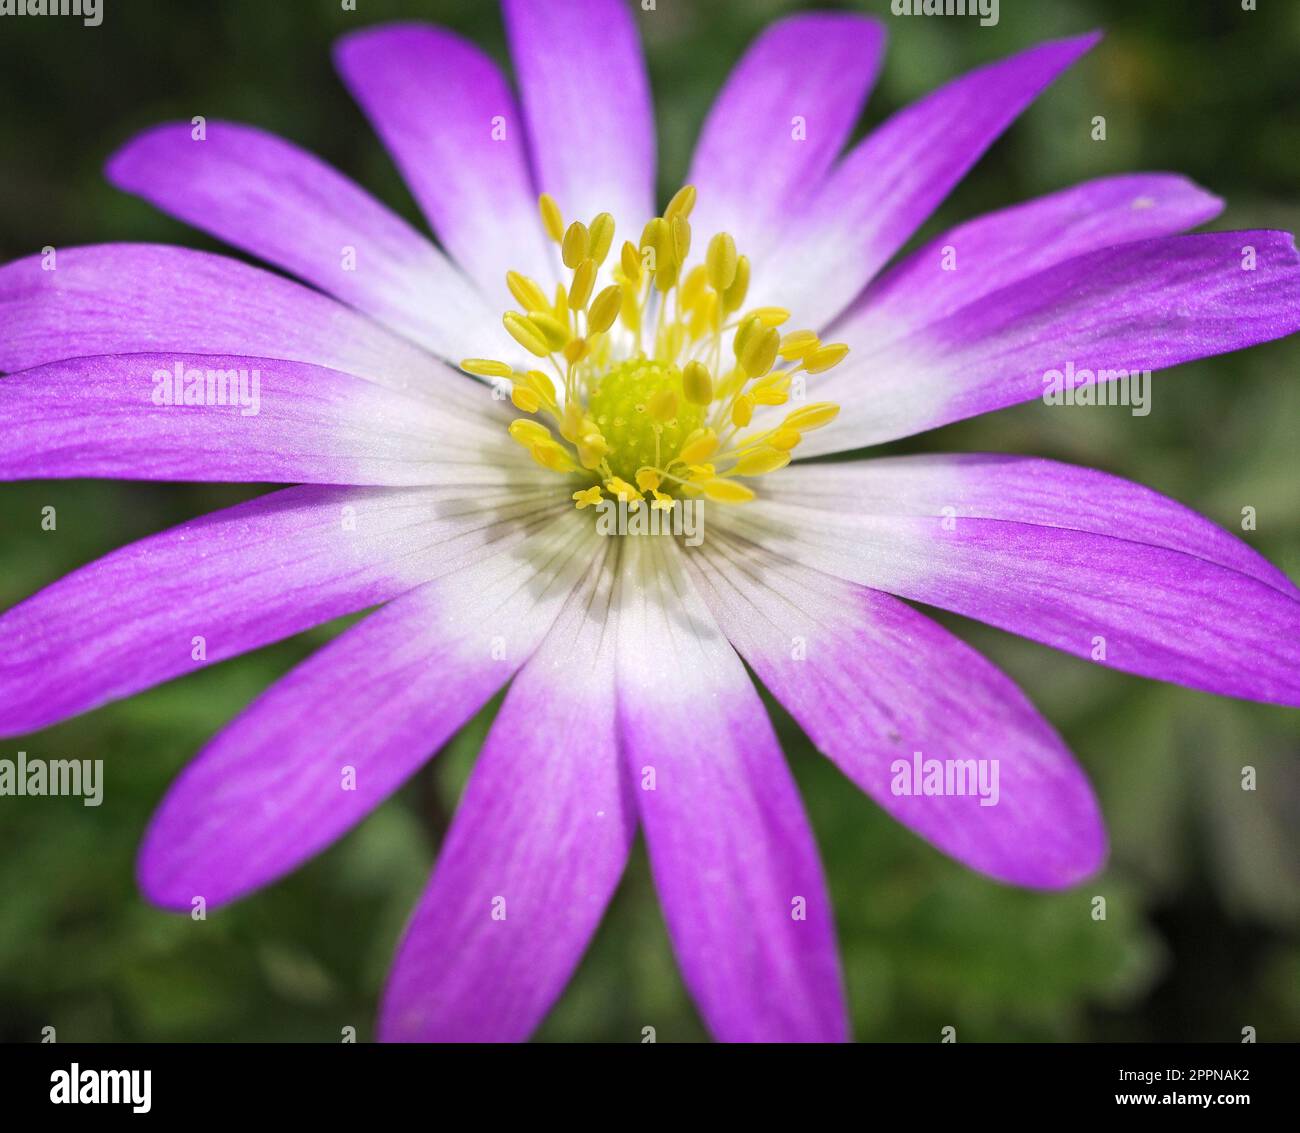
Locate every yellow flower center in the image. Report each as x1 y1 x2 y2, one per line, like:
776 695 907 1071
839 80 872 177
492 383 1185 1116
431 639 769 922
461 186 850 511
587 360 704 485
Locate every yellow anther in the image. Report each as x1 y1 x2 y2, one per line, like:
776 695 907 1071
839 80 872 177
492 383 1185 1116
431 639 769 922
700 478 756 503
686 463 716 481
751 386 788 407
732 393 756 427
769 427 801 451
682 360 713 406
569 258 596 310
688 291 719 338
563 337 589 365
522 370 557 403
605 476 641 503
648 388 678 423
803 343 850 373
635 467 662 492
746 307 790 327
732 447 791 476
460 358 514 378
588 212 615 265
539 194 564 243
679 264 708 309
664 184 697 224
573 486 604 509
531 439 579 473
508 418 553 447
562 221 590 269
733 314 764 360
619 240 642 285
506 271 551 313
739 326 780 377
588 285 622 334
722 254 750 313
511 385 541 413
671 215 692 265
553 283 570 328
650 489 675 510
528 311 570 352
653 221 678 289
679 427 720 464
778 330 819 360
503 313 551 358
784 402 841 430
640 217 665 252
577 431 609 469
706 232 738 292
619 281 641 332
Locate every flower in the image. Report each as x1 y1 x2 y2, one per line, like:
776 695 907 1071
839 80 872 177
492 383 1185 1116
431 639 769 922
2 1 1299 1043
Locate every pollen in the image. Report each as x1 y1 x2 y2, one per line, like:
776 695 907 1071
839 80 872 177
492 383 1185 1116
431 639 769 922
461 187 848 511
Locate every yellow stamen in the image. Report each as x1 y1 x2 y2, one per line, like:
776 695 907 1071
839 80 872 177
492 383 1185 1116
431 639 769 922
539 194 564 243
561 221 590 269
460 358 513 378
481 187 844 514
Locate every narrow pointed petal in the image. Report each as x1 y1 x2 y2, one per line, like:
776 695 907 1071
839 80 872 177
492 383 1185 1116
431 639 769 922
105 121 513 362
615 536 847 1042
726 474 1300 706
802 230 1300 455
689 533 1105 888
0 482 565 737
137 509 595 909
838 173 1224 352
0 244 445 391
687 13 886 265
758 33 1100 326
0 352 509 485
382 544 633 1042
335 22 555 301
502 0 654 246
763 455 1297 594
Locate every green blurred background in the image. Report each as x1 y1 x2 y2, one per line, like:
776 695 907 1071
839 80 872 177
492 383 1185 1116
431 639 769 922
1 0 1298 1043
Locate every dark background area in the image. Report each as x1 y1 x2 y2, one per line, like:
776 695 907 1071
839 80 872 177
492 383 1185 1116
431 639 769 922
0 0 1297 1042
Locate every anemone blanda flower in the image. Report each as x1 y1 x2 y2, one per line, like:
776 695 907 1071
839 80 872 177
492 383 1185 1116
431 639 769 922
3 1 1300 1044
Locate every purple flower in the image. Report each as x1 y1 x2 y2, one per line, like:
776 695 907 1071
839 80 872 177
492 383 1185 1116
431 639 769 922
2 2 1299 1043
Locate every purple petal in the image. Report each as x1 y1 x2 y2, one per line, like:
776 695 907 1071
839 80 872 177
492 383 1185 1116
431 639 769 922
502 0 654 246
615 536 847 1042
838 173 1224 351
0 351 510 484
138 510 597 910
381 546 633 1042
687 13 886 265
105 121 512 362
803 230 1300 455
0 483 565 737
764 455 1297 595
729 489 1300 706
334 22 555 302
689 535 1105 888
757 33 1099 327
0 244 444 389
